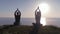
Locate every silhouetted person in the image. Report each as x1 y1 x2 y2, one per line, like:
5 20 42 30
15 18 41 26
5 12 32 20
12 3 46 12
35 6 41 32
35 6 41 25
14 8 21 26
29 7 41 34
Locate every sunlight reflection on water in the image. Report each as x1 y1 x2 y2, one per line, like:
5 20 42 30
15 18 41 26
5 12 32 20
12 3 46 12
41 17 46 26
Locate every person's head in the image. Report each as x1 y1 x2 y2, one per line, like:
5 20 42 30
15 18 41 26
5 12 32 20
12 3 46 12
17 12 19 15
37 12 40 15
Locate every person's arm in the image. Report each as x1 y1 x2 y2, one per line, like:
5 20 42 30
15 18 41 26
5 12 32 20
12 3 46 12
14 11 16 16
35 11 36 16
20 12 21 16
14 10 18 16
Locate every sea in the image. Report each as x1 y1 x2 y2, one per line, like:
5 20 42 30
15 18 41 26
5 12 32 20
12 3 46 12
0 18 60 27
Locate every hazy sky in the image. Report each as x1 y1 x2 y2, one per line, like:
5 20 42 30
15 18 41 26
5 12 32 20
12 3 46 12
0 0 60 18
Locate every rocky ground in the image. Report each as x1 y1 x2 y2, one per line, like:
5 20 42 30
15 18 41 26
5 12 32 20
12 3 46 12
0 25 60 34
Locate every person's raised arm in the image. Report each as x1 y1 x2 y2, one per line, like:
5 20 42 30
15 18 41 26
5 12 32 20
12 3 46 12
35 9 37 16
14 11 16 16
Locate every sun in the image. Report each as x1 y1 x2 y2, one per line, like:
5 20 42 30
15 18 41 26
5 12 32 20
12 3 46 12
39 3 49 15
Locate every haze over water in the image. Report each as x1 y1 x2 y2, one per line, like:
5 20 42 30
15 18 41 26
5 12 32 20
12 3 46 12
0 18 60 27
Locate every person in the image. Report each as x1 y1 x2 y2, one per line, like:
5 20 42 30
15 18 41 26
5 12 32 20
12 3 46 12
35 7 41 25
29 7 41 34
14 9 21 26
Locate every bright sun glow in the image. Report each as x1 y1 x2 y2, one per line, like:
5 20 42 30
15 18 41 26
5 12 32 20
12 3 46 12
39 3 49 15
39 3 49 26
41 17 46 26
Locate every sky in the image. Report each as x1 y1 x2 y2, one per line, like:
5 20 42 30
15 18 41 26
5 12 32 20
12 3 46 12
0 0 60 18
